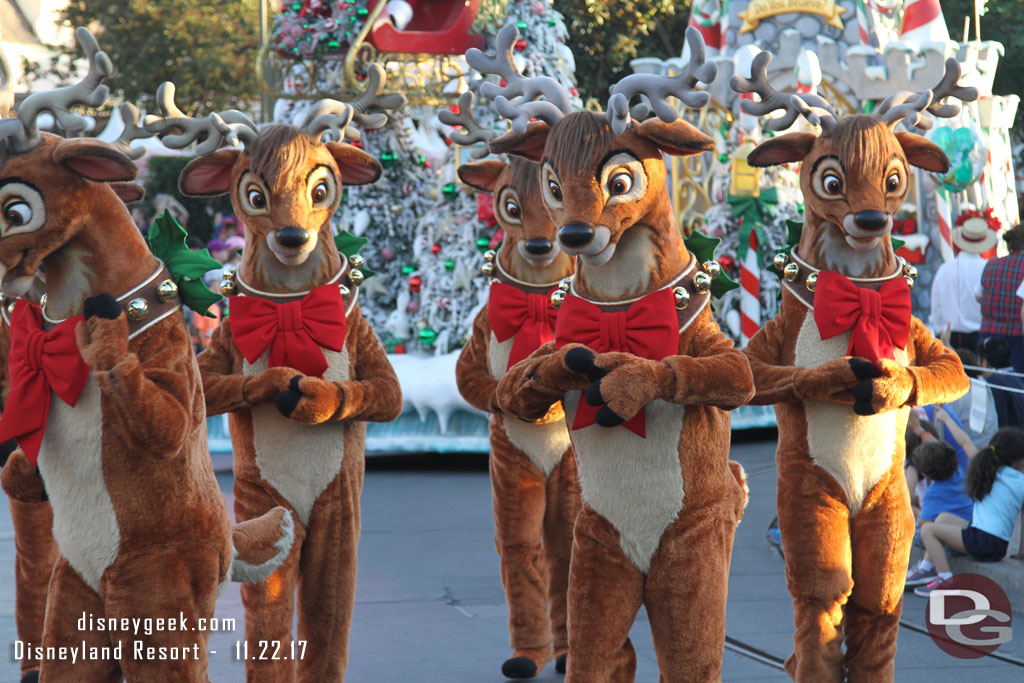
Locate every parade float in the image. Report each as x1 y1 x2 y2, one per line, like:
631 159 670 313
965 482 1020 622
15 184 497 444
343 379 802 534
257 0 1018 451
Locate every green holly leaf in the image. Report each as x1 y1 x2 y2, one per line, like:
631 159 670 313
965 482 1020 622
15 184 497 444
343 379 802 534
891 236 905 251
335 231 376 278
146 210 223 317
683 230 740 299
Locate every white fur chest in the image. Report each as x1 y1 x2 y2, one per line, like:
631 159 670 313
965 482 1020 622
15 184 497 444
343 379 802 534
37 378 119 593
794 314 908 514
488 331 571 477
564 392 685 573
244 347 350 526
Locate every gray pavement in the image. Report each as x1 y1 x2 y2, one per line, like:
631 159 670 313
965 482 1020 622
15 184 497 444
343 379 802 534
1 436 1023 681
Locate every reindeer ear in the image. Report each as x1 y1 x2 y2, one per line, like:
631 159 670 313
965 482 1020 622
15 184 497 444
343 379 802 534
489 121 550 162
457 160 507 193
896 132 949 174
52 138 138 182
636 118 714 157
179 148 240 197
111 182 146 204
325 142 382 186
746 133 818 167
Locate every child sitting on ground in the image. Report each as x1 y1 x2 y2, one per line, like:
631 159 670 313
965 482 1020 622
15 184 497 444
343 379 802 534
914 427 1024 596
905 411 941 517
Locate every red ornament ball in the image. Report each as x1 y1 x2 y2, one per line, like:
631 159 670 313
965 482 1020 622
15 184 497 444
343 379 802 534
409 275 423 292
431 244 441 255
718 254 735 272
515 39 528 52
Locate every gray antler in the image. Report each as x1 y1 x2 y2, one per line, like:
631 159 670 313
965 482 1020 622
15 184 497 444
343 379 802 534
877 58 978 130
466 23 573 134
143 82 258 155
437 91 497 159
730 50 838 134
5 27 112 154
301 64 406 142
112 103 150 160
606 27 717 135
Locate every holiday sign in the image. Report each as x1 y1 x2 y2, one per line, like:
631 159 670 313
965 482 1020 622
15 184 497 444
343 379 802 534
738 0 847 33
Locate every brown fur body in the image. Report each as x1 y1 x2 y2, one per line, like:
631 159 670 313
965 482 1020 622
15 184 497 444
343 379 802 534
455 156 580 676
493 111 754 682
188 124 403 681
743 114 970 681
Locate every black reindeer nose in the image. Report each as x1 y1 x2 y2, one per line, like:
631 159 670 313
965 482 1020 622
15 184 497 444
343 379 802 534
559 222 595 248
524 238 554 255
276 226 310 248
853 210 890 231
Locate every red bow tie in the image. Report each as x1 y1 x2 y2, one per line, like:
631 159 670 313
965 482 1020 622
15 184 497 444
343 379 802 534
488 282 558 371
813 270 911 362
554 287 680 437
0 302 90 465
230 284 348 378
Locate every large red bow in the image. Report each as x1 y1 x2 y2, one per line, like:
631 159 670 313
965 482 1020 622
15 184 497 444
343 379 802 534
230 284 348 378
813 270 911 362
554 287 680 437
0 302 90 464
488 282 558 370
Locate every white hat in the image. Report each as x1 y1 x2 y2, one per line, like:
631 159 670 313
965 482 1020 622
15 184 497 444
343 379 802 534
952 217 998 253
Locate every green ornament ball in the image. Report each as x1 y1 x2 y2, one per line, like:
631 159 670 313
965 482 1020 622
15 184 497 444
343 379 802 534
515 20 528 30
442 182 458 200
380 151 397 168
444 259 455 272
418 328 438 346
476 237 490 251
401 264 416 276
718 153 729 164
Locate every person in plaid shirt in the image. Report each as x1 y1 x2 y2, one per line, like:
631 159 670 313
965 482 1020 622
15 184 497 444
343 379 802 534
977 224 1024 371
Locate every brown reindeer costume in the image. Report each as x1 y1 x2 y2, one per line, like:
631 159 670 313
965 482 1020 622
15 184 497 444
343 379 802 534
480 27 754 682
443 93 581 679
0 30 294 683
731 53 972 681
148 68 405 681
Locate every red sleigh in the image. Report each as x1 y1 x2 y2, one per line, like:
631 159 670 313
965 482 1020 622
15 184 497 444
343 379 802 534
365 0 485 55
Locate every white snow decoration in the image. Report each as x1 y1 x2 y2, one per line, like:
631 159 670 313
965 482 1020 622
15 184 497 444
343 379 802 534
389 352 485 433
352 209 371 236
385 290 413 341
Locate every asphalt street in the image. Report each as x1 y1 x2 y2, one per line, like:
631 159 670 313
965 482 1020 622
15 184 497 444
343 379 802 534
1 434 1022 681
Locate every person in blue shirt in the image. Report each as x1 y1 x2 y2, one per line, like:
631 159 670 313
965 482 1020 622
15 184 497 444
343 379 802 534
914 428 1024 596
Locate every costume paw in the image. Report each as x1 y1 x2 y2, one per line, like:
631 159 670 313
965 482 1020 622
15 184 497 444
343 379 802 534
20 670 40 683
555 651 567 674
521 343 592 392
852 358 914 415
793 357 860 402
244 366 302 404
501 657 538 679
274 375 343 424
582 352 670 425
1 449 47 504
76 296 129 371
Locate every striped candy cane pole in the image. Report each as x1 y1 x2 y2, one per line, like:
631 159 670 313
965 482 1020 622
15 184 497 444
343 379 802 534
934 184 955 261
739 222 760 346
688 0 723 54
899 0 950 43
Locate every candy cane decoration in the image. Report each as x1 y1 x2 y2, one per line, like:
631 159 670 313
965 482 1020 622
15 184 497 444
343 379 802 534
933 182 955 261
739 223 761 345
899 0 950 43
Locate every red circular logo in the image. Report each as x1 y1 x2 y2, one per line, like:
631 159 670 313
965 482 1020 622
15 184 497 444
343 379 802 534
924 573 1013 658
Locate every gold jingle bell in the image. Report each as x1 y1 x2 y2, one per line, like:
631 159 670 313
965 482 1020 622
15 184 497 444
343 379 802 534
126 297 149 322
694 271 712 293
903 264 918 280
220 279 237 296
483 249 497 263
783 262 800 282
156 278 178 303
673 286 690 310
805 272 818 292
905 275 915 290
350 269 365 285
773 252 789 270
222 265 236 280
481 261 495 277
558 277 571 292
39 294 47 309
702 260 721 280
349 254 365 270
338 283 351 298
550 289 566 308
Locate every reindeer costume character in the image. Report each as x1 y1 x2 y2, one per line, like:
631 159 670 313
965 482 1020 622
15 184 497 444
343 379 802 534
0 29 294 683
731 53 972 681
147 67 405 682
485 27 754 682
442 92 581 679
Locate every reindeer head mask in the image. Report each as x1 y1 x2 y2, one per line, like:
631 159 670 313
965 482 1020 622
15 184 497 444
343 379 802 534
467 26 716 269
732 52 977 276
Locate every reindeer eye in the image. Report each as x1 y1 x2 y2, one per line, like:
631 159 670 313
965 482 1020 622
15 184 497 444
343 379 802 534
823 174 843 195
247 189 266 209
505 201 521 219
3 201 31 226
311 181 328 204
548 180 562 202
608 172 633 195
886 172 901 193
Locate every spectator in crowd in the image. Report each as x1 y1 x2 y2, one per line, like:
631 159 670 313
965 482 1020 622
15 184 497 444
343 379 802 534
932 216 993 349
978 224 1024 371
978 336 1024 428
185 234 206 251
905 411 941 516
914 428 1024 596
947 348 998 450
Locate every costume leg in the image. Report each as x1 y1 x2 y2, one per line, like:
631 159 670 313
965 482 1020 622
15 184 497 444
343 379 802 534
565 507 644 683
543 447 581 662
844 465 915 683
296 450 364 682
489 419 555 674
9 498 57 676
644 499 739 682
39 557 121 683
104 544 223 683
236 474 306 683
777 457 852 683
